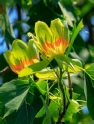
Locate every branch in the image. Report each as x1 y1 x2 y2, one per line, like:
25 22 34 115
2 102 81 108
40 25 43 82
0 66 10 76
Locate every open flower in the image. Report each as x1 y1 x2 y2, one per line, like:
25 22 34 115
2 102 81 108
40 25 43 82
4 39 39 74
34 18 69 57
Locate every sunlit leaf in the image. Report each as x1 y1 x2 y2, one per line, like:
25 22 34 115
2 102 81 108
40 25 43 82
58 1 74 27
55 54 82 73
48 99 60 122
63 99 81 121
36 80 47 95
36 106 45 118
35 68 57 80
66 20 84 55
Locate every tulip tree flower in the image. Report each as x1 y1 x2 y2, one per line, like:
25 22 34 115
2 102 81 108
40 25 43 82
4 39 39 74
34 18 69 57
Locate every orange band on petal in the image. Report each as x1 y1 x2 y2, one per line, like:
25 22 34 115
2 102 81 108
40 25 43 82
55 37 62 46
12 57 39 74
42 37 69 57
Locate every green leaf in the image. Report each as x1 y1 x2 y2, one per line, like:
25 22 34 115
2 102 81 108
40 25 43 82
55 54 82 73
48 99 60 122
4 102 36 124
28 1 63 30
36 94 61 120
0 14 6 31
21 0 32 6
58 1 74 27
35 68 57 80
0 79 30 118
15 103 36 124
36 80 47 95
40 96 52 124
48 90 80 122
0 117 6 124
36 106 45 118
5 29 15 44
85 63 94 80
0 0 14 6
66 20 84 55
84 74 94 120
19 58 52 77
88 45 94 58
63 99 81 121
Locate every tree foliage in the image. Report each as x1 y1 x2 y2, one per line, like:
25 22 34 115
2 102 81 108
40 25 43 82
0 0 94 123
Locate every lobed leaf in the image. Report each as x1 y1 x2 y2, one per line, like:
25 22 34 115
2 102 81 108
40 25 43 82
63 99 81 121
0 79 30 118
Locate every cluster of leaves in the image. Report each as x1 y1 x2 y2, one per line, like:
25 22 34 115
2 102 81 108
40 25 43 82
0 17 93 124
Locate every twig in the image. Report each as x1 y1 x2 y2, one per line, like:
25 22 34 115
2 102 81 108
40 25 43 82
56 68 66 124
67 73 72 99
56 101 70 124
0 66 10 76
56 71 72 124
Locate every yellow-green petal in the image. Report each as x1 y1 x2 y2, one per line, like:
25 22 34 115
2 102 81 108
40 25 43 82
50 18 69 41
35 21 52 44
28 39 39 60
4 50 16 68
12 39 29 63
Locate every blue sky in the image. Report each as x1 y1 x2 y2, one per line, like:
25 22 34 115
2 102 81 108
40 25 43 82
0 7 29 54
